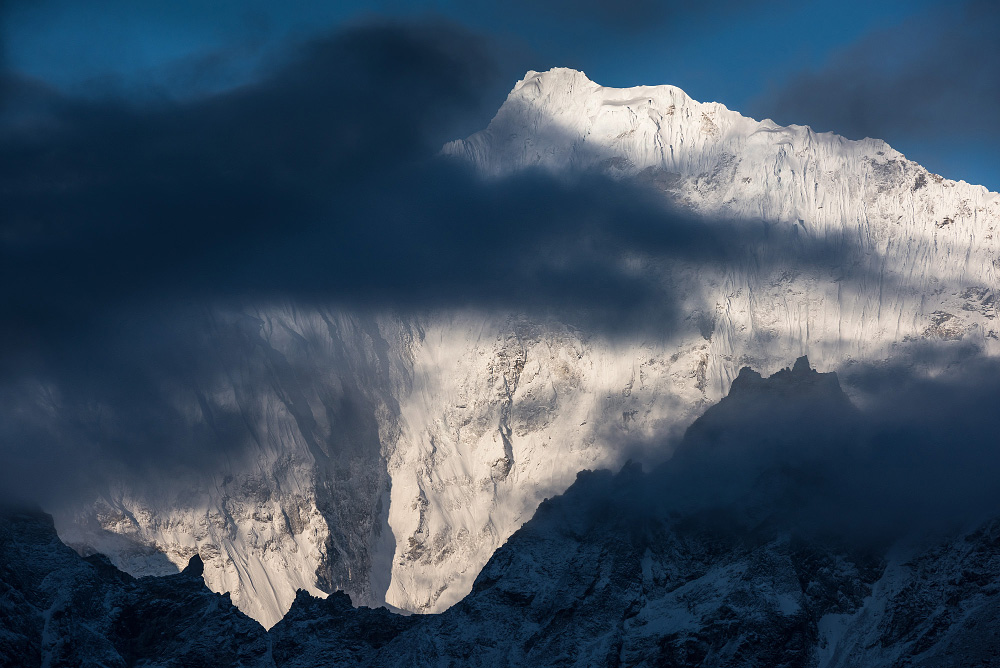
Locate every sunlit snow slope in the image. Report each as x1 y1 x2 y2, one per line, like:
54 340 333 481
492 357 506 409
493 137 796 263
58 68 1000 626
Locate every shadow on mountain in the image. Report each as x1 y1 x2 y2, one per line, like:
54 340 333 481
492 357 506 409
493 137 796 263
5 356 1000 666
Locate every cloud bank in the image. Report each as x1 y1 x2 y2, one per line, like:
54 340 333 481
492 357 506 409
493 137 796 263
0 20 857 503
558 356 1000 548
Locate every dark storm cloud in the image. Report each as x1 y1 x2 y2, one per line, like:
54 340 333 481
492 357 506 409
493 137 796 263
839 358 1000 535
0 18 869 503
0 18 853 369
0 21 507 500
0 23 503 361
558 353 1000 549
728 357 1000 540
756 0 1000 145
502 0 783 33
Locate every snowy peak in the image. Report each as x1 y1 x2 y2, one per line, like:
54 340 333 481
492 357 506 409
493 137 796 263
513 67 601 94
510 67 692 110
443 66 1000 383
444 67 917 186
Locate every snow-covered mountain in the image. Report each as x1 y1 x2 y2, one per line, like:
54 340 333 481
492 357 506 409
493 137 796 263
7 360 1000 666
53 68 1000 627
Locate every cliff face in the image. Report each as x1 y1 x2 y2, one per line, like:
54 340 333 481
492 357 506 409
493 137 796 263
8 360 1000 667
56 68 1000 624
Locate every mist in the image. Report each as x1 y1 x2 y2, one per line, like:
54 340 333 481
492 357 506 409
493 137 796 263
554 354 1000 548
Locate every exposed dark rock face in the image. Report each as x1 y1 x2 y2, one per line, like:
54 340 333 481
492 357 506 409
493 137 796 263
4 359 1000 667
268 590 418 667
0 508 269 667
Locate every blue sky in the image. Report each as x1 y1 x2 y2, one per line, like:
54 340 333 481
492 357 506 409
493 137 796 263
2 0 996 188
0 0 944 98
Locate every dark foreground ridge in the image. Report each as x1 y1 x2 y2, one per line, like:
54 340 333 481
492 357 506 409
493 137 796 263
3 359 1000 667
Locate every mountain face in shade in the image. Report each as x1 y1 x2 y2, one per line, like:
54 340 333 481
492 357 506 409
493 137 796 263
0 508 270 666
6 359 1000 667
55 68 1000 626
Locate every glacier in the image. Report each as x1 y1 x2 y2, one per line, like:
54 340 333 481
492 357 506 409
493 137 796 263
52 67 1000 627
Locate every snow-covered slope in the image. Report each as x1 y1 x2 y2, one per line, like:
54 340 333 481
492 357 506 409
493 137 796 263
55 68 1000 626
361 359 1000 667
54 308 417 627
389 68 1000 614
10 360 1000 666
445 67 1000 371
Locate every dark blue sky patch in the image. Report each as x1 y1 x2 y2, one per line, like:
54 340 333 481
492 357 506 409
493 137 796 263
5 1 991 187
